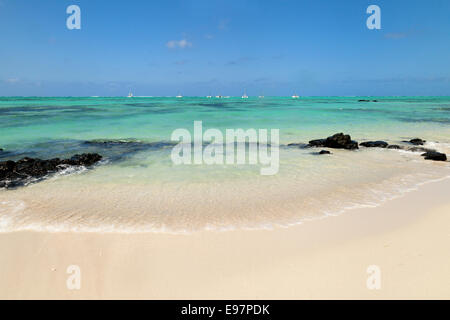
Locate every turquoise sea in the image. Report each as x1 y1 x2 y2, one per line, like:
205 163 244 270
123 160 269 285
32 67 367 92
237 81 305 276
1 96 450 233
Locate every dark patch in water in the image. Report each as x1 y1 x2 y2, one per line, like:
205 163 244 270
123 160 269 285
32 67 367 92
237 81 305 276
284 143 308 148
124 103 165 108
197 103 227 108
0 139 177 164
0 105 102 114
396 117 450 124
432 107 450 111
0 139 279 165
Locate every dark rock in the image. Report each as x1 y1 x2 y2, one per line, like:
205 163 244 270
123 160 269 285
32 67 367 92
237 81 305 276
408 147 435 153
307 139 326 147
0 153 102 189
387 145 402 149
308 133 358 150
62 153 103 166
319 150 331 155
360 141 388 148
0 148 3 152
403 138 426 145
421 151 447 161
287 143 308 148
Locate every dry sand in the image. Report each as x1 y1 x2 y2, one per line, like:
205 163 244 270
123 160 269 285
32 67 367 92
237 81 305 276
0 178 449 299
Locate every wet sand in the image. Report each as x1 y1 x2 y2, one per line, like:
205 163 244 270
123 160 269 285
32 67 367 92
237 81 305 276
0 178 449 299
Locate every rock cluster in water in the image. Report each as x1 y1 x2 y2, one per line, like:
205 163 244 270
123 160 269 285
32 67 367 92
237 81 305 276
0 153 102 188
302 133 447 162
1 134 448 189
308 133 359 150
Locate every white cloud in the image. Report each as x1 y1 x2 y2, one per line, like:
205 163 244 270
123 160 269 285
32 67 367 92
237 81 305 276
166 39 192 49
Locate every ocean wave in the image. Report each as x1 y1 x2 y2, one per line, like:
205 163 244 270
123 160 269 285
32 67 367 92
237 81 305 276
0 167 449 235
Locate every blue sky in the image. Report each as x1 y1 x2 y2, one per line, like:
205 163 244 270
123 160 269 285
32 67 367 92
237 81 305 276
0 0 449 96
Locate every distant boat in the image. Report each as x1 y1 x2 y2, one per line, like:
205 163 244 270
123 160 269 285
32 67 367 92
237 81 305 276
215 95 222 98
176 92 183 98
127 90 133 98
206 95 212 98
258 93 264 98
292 93 300 99
241 89 248 99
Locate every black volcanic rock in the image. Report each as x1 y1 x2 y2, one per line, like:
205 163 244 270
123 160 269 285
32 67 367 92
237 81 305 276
421 151 447 161
360 141 388 148
0 153 102 189
307 139 327 147
61 153 103 166
319 150 331 155
404 138 426 145
387 145 402 149
308 133 358 150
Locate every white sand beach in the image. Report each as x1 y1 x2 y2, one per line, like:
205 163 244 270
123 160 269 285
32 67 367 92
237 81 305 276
1 178 449 299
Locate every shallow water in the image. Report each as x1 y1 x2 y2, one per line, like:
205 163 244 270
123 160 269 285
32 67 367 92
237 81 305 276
1 96 449 233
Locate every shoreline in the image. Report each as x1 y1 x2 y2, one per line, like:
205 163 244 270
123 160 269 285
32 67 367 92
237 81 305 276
1 177 449 299
1 135 449 235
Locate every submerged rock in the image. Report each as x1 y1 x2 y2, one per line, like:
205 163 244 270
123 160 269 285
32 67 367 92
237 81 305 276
308 133 358 150
287 143 308 148
0 153 102 189
387 145 402 149
83 140 175 149
360 141 388 148
318 150 331 155
421 151 447 161
404 138 426 145
408 146 436 153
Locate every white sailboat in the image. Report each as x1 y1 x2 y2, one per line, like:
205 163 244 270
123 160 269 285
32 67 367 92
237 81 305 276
127 90 133 98
292 93 300 99
241 89 248 99
176 92 183 98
